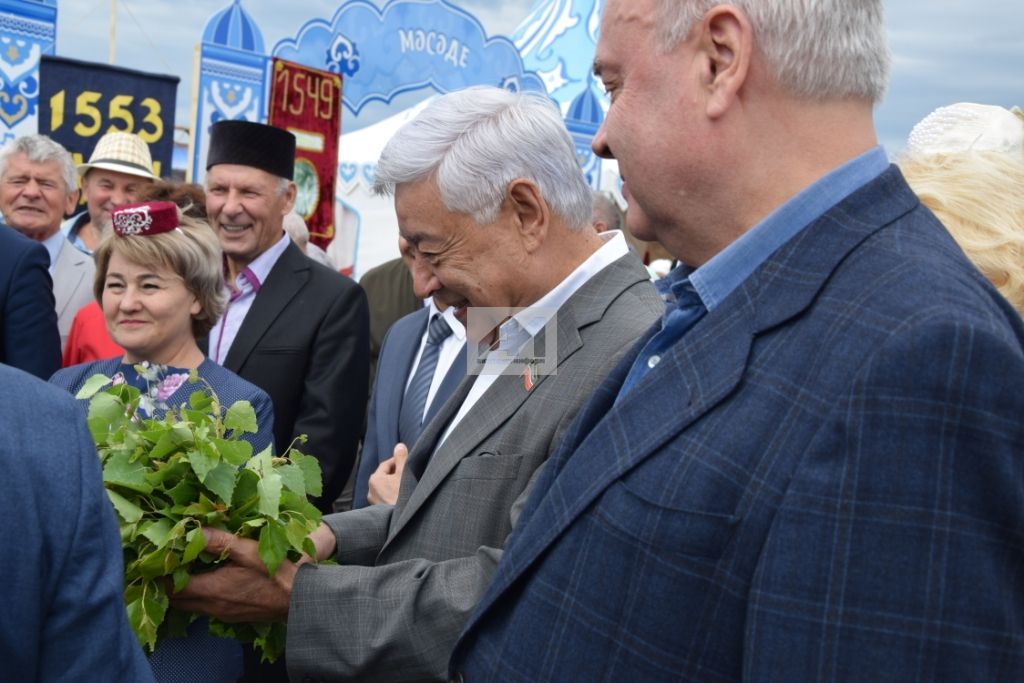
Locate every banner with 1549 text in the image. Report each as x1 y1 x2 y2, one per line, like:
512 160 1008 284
268 58 342 250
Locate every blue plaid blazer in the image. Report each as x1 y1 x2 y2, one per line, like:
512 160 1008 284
449 167 1024 682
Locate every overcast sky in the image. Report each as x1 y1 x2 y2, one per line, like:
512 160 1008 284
56 0 1024 155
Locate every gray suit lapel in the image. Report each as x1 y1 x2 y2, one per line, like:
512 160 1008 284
386 316 581 544
384 252 651 546
51 239 88 318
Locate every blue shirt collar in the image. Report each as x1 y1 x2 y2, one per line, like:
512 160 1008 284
685 146 889 312
41 230 68 272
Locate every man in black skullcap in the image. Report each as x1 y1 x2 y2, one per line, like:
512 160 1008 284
204 120 369 680
205 119 369 515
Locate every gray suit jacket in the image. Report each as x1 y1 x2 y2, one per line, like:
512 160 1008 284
287 252 663 682
353 305 467 509
52 237 95 351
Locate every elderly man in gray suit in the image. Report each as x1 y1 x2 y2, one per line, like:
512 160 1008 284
0 135 94 352
174 86 663 682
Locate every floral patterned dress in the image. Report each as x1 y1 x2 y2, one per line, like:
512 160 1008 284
50 357 275 683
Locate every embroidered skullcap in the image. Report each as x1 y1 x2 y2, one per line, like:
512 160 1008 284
111 201 179 237
906 103 1024 156
206 120 296 180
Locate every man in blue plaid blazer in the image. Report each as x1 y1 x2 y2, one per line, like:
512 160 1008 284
449 0 1024 680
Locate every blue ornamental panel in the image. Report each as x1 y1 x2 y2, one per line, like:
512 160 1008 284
512 0 603 114
272 0 546 117
565 77 605 189
189 0 268 183
0 0 56 143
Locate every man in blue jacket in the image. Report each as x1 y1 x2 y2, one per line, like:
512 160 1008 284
0 226 60 378
450 0 1024 680
0 364 153 681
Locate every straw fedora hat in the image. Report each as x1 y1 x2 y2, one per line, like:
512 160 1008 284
77 131 158 180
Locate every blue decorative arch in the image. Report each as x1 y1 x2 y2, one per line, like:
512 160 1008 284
565 76 605 188
203 0 265 54
0 0 56 142
189 0 268 182
272 0 546 117
512 0 603 114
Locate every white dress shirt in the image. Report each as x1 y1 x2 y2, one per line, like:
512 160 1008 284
210 232 291 364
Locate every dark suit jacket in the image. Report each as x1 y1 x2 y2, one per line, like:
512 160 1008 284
353 305 467 508
451 168 1024 681
0 364 153 681
0 227 60 378
359 256 422 383
218 241 370 513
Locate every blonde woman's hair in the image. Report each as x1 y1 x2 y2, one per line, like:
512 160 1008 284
899 150 1024 314
93 210 227 338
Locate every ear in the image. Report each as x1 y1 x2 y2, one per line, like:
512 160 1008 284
64 188 80 215
505 179 549 253
698 6 752 119
281 181 298 215
189 293 202 317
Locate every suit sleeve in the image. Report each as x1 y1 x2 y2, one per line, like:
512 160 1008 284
353 324 396 509
296 278 370 511
287 470 548 682
40 402 155 682
744 317 1024 680
5 240 61 379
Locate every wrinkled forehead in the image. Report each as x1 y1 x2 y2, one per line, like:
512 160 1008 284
3 153 66 181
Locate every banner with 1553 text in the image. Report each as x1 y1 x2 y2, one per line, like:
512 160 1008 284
38 56 178 178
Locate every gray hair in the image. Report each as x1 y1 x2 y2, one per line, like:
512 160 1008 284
282 210 309 247
0 135 77 193
591 191 622 232
373 86 593 229
654 0 890 103
276 176 292 197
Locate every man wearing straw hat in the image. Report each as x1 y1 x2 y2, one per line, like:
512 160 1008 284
65 131 157 254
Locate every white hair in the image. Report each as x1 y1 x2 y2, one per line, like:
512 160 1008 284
0 135 77 193
282 210 309 244
654 0 890 103
373 86 593 229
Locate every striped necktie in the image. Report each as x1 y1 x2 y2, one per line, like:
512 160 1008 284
398 313 453 447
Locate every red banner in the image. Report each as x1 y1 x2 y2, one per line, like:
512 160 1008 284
268 58 342 250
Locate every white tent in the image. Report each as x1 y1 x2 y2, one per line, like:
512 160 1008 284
328 0 618 280
329 97 435 280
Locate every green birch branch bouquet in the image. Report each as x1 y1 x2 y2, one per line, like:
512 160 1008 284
76 368 323 662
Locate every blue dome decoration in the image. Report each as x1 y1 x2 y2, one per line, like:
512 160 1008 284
566 82 605 126
203 0 265 53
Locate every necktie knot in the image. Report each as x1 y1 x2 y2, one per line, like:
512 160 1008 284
427 314 453 345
